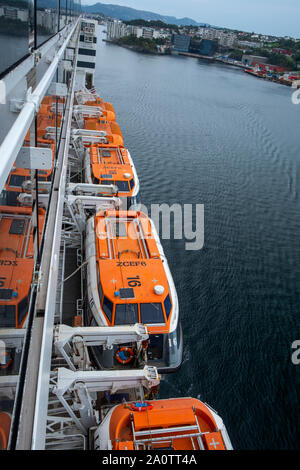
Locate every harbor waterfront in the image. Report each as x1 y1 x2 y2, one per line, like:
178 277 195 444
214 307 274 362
95 25 300 450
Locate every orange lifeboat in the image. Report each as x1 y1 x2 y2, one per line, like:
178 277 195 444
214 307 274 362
94 397 233 450
83 119 123 146
85 210 183 373
0 206 45 328
85 144 140 209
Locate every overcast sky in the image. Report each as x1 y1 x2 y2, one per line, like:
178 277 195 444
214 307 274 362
82 0 299 37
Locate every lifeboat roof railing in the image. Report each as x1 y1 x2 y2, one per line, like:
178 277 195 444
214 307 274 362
103 215 150 261
130 405 206 450
96 146 125 165
73 105 104 128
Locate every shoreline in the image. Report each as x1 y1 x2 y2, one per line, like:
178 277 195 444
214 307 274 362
103 38 164 55
103 39 297 88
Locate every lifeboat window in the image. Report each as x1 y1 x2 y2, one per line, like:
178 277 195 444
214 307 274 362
98 282 103 304
114 303 138 325
115 181 130 192
18 296 29 325
101 180 113 186
164 295 172 321
97 264 103 304
140 303 165 324
102 296 113 323
0 289 13 300
0 190 19 207
129 179 134 190
0 305 16 327
8 175 26 187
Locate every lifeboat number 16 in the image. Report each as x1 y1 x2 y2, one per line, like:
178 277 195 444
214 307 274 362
127 276 141 287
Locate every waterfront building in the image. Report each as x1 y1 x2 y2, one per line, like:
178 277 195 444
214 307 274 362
238 40 261 49
106 19 128 40
173 33 191 52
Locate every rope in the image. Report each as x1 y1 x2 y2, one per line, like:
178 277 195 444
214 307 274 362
58 258 89 287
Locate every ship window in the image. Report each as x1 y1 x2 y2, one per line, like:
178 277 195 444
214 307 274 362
102 296 113 323
129 178 135 190
84 36 93 43
9 175 25 187
164 295 172 321
102 150 111 157
114 303 138 325
140 303 165 324
0 305 16 327
18 296 29 325
115 181 130 192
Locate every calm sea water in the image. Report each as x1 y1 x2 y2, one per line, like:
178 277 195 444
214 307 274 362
95 26 300 450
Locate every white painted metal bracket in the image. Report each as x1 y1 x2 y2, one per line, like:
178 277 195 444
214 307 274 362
54 323 149 370
16 146 52 170
66 182 118 196
53 365 160 397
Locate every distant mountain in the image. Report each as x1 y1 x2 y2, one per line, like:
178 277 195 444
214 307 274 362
82 2 206 26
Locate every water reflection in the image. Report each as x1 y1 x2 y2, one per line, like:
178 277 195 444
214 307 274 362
0 0 31 74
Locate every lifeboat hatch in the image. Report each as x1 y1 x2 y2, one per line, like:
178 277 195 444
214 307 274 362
9 219 26 235
119 288 135 299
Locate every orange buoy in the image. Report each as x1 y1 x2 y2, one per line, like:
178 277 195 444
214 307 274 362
0 351 12 369
130 402 153 412
115 347 134 365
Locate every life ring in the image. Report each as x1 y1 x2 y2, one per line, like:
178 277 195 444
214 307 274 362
115 347 134 365
130 402 153 412
0 352 12 369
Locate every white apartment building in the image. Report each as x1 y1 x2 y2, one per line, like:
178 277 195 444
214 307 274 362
106 21 160 40
106 19 128 39
198 27 236 47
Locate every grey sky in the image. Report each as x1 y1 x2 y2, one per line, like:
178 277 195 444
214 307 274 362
82 0 299 37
